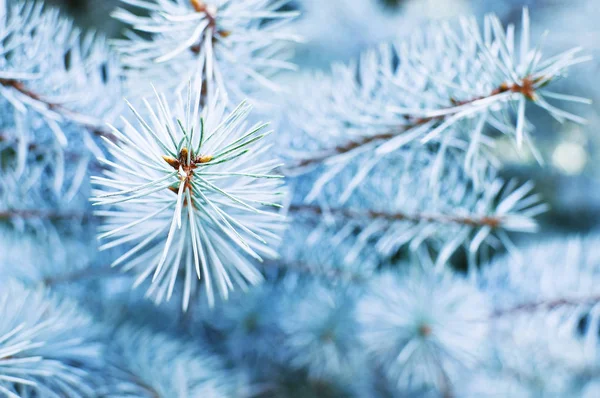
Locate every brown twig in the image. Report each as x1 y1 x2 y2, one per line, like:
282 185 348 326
289 203 503 229
263 259 367 283
189 0 231 54
0 133 104 171
287 77 541 171
43 264 121 287
0 209 93 221
0 72 540 179
0 78 118 143
492 295 600 318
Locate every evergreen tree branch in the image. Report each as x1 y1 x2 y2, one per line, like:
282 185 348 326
0 78 118 142
263 259 367 283
286 77 542 171
129 376 161 398
0 198 504 230
0 209 93 221
43 258 364 290
0 132 105 173
492 295 600 318
289 203 503 229
43 264 121 287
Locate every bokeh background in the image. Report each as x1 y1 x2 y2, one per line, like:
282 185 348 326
47 0 600 240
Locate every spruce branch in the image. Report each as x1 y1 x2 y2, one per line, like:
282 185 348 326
485 235 600 319
263 259 368 284
276 280 362 380
282 9 590 201
92 87 286 310
104 326 246 397
2 3 598 397
287 77 546 171
0 209 91 221
0 78 118 143
0 281 105 396
114 0 300 101
42 265 121 287
0 1 122 190
492 295 600 318
357 271 490 392
287 148 546 271
289 203 504 229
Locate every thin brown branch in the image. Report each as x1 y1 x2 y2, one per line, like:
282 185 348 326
286 78 539 171
492 295 600 318
0 133 106 174
263 259 367 283
107 367 162 398
43 264 121 287
292 125 413 169
0 78 118 143
289 203 503 229
190 0 216 28
134 377 162 398
0 209 93 221
189 0 230 54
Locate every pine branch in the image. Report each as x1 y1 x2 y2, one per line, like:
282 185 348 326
289 203 503 229
286 78 541 170
0 78 118 143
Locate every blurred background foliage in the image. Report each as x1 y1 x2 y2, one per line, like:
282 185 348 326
47 0 600 238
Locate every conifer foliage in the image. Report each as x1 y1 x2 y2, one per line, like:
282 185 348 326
0 0 598 396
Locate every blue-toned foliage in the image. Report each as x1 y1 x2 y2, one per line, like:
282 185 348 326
113 0 300 104
0 281 105 398
103 325 250 397
277 280 363 381
358 269 490 393
0 0 599 397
